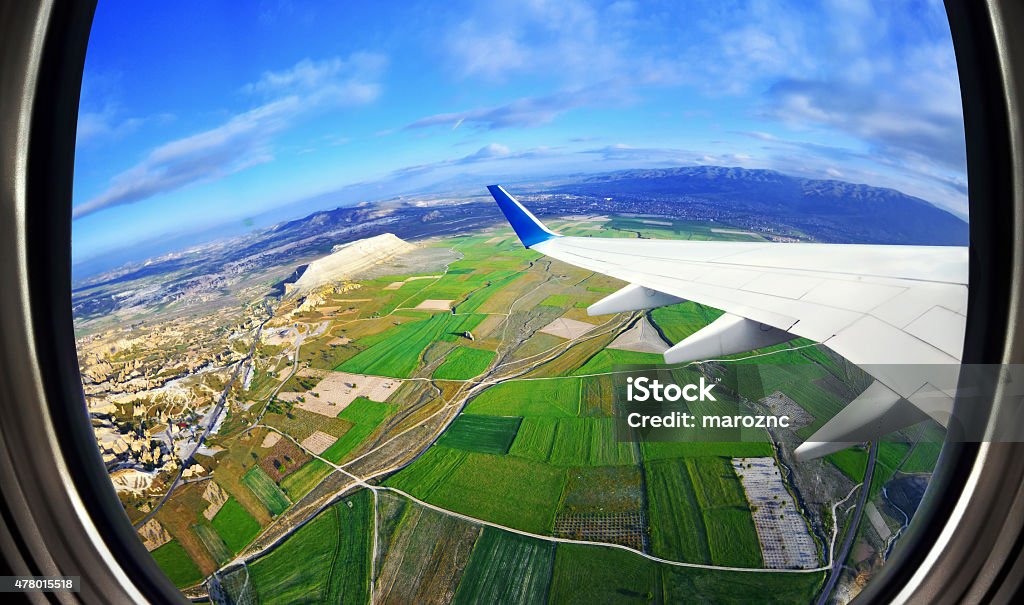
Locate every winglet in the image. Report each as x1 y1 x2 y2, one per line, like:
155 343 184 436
487 185 559 248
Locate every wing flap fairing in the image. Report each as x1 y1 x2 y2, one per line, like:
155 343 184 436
794 381 930 461
587 283 686 316
663 312 796 364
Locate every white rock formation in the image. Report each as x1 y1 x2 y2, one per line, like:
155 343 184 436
289 233 414 295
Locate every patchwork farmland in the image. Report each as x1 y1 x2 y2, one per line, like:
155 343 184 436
98 220 934 603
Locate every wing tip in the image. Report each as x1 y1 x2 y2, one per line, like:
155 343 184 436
487 185 558 248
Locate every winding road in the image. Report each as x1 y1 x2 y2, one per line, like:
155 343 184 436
815 441 878 605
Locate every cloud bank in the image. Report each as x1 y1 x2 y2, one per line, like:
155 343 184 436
74 52 386 219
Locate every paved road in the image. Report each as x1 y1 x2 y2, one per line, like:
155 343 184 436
816 441 878 605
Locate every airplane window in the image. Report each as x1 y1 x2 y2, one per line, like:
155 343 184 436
71 2 967 603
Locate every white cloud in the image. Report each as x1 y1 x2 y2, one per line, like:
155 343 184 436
242 53 387 105
462 143 511 161
443 0 628 84
405 82 631 131
75 53 386 219
76 109 144 145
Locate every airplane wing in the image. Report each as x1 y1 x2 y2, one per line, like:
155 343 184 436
487 185 969 460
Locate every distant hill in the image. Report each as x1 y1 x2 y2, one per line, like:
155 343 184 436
553 167 968 246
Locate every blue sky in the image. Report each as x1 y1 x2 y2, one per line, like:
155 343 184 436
73 0 965 264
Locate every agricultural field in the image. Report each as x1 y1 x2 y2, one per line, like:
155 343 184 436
452 528 555 605
549 541 823 604
540 294 573 308
903 441 944 473
242 466 290 516
151 541 203 588
647 458 713 563
661 567 825 604
432 346 496 380
375 502 481 604
249 492 372 604
646 457 762 567
548 543 660 604
211 498 262 554
509 417 635 466
870 441 913 498
279 459 332 500
687 457 762 567
508 416 558 461
559 465 644 513
262 407 351 443
385 445 567 534
113 217 910 602
573 348 664 375
192 523 231 565
338 312 487 378
464 378 581 417
455 271 525 314
438 414 522 455
651 302 724 344
259 435 312 482
321 397 396 463
828 447 869 482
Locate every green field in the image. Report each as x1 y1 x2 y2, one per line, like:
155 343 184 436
729 362 849 439
409 269 518 310
508 416 558 461
249 492 372 604
455 271 524 314
540 294 573 307
438 414 522 454
903 441 943 473
279 459 332 500
548 543 659 604
193 522 231 564
338 312 487 378
386 445 567 534
878 440 912 469
548 540 823 604
509 417 635 466
150 540 203 588
452 528 555 605
704 507 763 568
321 397 396 463
242 466 291 516
647 458 713 563
550 417 635 466
870 441 913 498
433 347 497 380
646 457 761 566
827 447 869 482
661 566 825 604
651 302 724 344
573 348 665 375
211 497 262 553
465 378 580 417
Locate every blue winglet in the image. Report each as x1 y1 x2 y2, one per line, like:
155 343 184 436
487 185 559 248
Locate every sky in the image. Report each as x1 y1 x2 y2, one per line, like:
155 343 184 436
72 0 966 265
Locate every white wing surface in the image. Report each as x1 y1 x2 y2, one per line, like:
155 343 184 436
488 185 968 459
